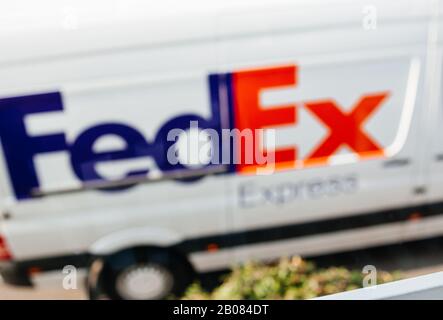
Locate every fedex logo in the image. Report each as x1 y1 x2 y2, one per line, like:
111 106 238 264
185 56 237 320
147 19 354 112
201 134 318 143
0 65 389 200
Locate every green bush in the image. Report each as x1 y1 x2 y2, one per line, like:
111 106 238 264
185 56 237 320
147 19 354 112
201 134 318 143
182 256 401 300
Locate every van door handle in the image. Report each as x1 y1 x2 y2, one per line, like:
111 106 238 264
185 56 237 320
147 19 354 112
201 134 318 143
383 158 411 168
435 154 443 162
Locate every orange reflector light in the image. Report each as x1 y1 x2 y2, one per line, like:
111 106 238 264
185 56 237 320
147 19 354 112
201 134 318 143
408 212 423 221
207 243 219 252
27 267 42 275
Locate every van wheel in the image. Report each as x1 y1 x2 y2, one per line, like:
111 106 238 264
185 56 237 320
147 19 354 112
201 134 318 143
87 248 194 300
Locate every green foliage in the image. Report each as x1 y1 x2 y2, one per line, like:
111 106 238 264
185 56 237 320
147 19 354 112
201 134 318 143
182 257 401 300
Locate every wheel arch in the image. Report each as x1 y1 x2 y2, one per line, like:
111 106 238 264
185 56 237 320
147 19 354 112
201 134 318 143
88 227 185 256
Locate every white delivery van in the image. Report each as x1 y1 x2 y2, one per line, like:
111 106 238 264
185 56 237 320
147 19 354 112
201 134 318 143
1 0 443 300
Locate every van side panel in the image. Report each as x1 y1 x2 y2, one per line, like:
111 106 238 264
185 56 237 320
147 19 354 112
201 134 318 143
0 38 231 261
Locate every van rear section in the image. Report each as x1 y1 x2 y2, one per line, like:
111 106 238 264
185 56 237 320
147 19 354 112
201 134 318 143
0 234 28 287
0 168 11 261
0 173 20 285
0 0 443 300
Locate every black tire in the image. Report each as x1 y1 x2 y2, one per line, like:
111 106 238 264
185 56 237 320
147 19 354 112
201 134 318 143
87 247 194 300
